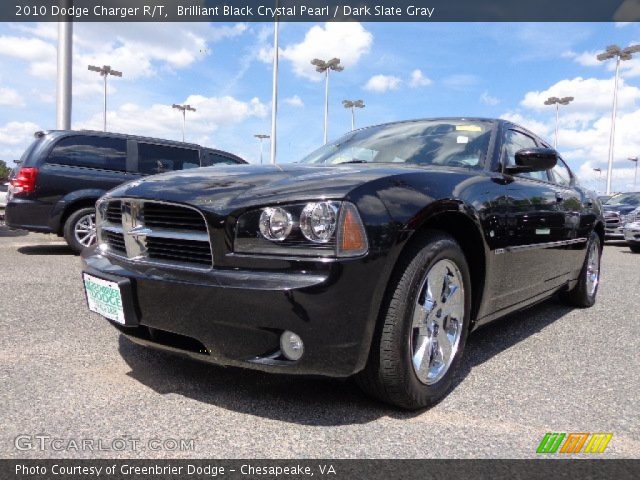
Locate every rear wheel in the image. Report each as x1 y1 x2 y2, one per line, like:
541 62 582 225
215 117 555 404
356 231 471 410
629 244 640 254
560 231 601 308
63 207 97 253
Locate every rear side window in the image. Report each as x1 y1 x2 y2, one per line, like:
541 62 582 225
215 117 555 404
202 151 239 166
138 143 200 175
47 136 127 172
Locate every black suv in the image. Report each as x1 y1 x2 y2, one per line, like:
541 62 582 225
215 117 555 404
5 130 246 252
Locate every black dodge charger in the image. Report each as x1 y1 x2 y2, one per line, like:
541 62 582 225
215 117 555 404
81 118 604 409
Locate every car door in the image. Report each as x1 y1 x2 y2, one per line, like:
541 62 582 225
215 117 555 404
548 156 588 280
491 127 568 310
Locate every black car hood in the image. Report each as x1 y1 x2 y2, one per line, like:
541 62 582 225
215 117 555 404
107 163 429 213
603 204 637 215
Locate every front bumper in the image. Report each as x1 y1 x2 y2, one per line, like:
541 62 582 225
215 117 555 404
81 248 387 377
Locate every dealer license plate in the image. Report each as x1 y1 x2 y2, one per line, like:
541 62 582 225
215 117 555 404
83 273 125 324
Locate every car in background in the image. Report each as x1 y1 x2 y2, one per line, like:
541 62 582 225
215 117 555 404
623 208 640 253
5 130 246 252
601 192 640 240
81 117 604 409
597 195 612 204
0 181 8 220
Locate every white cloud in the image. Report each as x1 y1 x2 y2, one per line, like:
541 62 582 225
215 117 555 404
279 23 373 81
75 95 267 140
409 69 432 88
0 121 41 160
520 77 640 125
0 23 249 101
284 95 304 107
0 86 24 107
364 74 402 93
480 91 500 106
505 75 640 192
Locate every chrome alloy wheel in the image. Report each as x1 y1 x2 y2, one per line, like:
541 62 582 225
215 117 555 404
410 259 465 385
585 239 600 296
74 213 97 247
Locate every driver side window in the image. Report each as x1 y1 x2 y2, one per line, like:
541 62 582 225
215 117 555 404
503 129 548 181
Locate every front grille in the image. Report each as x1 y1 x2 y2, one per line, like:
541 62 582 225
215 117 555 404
143 203 207 232
98 199 212 269
104 231 126 254
146 237 212 266
604 211 620 228
105 200 122 224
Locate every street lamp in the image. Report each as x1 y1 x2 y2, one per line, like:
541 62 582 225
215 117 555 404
593 168 603 193
342 99 365 131
544 96 574 149
629 157 639 189
254 134 270 165
311 58 344 144
596 44 640 195
88 65 122 132
172 104 196 142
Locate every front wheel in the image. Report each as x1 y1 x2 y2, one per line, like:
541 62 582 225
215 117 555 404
356 231 471 410
63 207 97 253
629 244 640 254
560 231 601 308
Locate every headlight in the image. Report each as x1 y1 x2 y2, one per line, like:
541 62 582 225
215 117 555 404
234 201 368 258
259 207 293 241
300 202 339 243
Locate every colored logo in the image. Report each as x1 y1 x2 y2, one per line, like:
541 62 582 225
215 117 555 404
537 433 612 454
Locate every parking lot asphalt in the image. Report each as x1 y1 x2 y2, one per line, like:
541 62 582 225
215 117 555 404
1 225 638 459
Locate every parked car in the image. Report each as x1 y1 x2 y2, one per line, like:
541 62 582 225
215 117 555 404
597 195 612 204
5 130 246 252
0 181 8 219
81 118 604 409
601 192 640 240
623 208 640 252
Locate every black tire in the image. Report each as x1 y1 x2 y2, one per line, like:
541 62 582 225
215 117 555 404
629 244 640 254
355 231 472 410
560 231 602 308
63 207 97 254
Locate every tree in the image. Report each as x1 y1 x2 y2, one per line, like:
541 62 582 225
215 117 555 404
0 160 11 182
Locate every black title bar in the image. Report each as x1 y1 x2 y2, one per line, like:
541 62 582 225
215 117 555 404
5 0 640 22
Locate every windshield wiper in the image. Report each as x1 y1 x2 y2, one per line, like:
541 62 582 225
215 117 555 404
334 160 368 164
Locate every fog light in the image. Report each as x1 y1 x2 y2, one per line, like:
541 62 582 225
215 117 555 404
280 331 304 361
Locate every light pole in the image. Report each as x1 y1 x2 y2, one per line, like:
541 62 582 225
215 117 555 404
254 134 270 165
593 168 603 193
629 157 638 189
544 96 573 149
597 44 640 195
172 104 196 142
270 19 279 165
311 58 344 144
88 65 122 132
342 100 365 131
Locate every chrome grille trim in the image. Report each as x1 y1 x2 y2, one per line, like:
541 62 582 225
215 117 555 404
97 198 213 270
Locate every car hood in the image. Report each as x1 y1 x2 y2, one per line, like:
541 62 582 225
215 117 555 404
106 163 431 213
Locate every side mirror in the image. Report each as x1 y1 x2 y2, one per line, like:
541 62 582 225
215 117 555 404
505 148 558 174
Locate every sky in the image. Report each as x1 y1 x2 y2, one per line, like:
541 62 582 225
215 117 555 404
0 21 640 192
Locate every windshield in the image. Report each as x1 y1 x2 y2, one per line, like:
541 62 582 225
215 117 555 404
605 193 640 206
299 120 493 168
